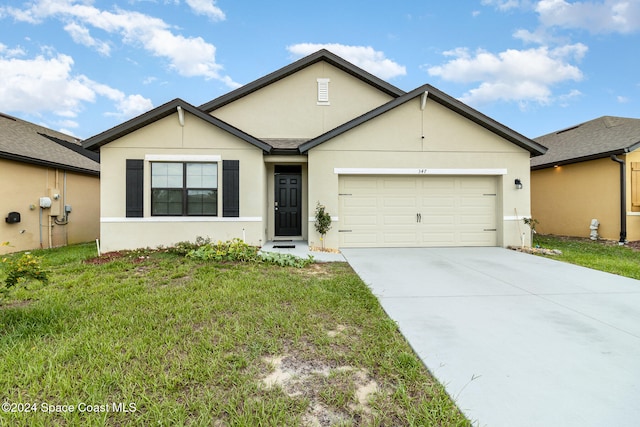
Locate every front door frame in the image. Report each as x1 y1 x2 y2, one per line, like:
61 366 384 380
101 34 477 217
274 165 303 236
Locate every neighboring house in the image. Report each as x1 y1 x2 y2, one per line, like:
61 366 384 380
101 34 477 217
0 113 100 255
83 49 546 253
531 116 640 242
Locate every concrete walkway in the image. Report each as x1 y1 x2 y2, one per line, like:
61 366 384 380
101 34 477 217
341 247 640 427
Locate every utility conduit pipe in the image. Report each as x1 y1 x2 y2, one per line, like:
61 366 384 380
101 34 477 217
610 155 627 244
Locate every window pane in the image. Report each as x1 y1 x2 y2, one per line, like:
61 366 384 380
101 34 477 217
187 163 217 188
152 189 183 215
152 162 183 188
187 189 217 215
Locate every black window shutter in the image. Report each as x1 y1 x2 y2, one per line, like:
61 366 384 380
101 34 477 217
126 159 144 217
222 160 239 217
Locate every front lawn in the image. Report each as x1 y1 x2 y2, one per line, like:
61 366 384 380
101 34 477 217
0 243 469 426
534 235 640 280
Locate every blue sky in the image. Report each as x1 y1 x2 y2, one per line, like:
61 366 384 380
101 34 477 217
1 0 639 140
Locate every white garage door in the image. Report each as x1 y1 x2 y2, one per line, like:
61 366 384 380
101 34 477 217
338 175 498 247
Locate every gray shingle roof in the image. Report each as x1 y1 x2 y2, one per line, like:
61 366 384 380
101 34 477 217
0 113 99 175
531 116 640 169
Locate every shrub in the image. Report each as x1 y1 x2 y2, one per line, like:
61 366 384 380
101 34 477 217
167 236 212 255
259 252 314 268
186 238 260 262
184 238 313 268
2 253 49 288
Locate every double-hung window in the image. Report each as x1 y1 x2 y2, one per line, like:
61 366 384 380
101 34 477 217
151 162 218 216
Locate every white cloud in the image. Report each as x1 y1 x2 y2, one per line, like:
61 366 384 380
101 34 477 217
481 0 527 11
2 0 237 86
64 22 111 55
0 49 152 120
427 44 587 106
0 43 26 57
617 95 630 103
287 43 406 80
185 0 225 21
536 0 640 34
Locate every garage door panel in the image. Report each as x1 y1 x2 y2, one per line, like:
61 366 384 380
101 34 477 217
343 197 378 208
341 233 378 245
383 214 417 226
339 176 498 247
343 214 378 226
383 232 419 244
421 197 455 208
419 232 456 245
383 197 417 208
459 215 495 226
460 232 496 246
422 215 455 225
383 179 417 191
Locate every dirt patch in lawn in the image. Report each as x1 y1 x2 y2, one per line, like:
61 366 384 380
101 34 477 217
262 353 381 426
84 250 153 265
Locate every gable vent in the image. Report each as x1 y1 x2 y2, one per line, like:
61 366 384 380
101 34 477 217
317 78 330 105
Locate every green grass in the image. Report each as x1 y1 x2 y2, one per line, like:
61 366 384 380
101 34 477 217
534 234 640 279
0 244 469 426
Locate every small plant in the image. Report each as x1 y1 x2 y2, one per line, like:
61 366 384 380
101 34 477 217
314 202 332 250
2 253 49 288
259 251 314 268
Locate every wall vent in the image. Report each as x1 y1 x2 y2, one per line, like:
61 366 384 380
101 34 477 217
317 78 330 105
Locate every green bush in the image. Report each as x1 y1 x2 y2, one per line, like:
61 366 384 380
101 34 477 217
183 238 313 268
167 236 212 255
186 238 260 262
2 253 49 287
259 251 314 268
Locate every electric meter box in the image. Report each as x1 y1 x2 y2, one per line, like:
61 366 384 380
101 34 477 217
39 197 52 208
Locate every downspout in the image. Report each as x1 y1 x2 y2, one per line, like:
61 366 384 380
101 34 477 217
610 155 627 244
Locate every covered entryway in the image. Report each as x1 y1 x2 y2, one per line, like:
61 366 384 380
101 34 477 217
338 175 498 247
274 165 302 236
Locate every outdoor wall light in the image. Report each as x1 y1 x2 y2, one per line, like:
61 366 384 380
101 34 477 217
515 178 523 190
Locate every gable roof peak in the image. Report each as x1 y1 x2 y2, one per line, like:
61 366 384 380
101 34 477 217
82 98 271 153
299 83 546 156
199 49 406 113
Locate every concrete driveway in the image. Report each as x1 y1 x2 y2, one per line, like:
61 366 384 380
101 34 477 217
341 247 640 427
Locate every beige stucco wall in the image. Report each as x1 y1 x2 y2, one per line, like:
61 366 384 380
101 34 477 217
532 153 640 242
306 97 533 249
211 62 395 139
98 110 267 252
0 159 100 254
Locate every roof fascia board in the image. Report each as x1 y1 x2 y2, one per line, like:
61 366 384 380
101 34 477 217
299 84 547 156
624 140 640 154
531 149 627 170
82 99 271 153
199 49 405 113
0 151 100 176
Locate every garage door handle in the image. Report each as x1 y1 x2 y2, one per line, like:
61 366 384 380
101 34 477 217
417 213 422 223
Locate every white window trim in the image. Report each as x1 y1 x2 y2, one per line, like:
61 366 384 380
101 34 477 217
334 168 508 175
102 217 262 223
145 154 221 162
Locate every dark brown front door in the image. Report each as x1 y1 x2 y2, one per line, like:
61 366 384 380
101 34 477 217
275 167 302 236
